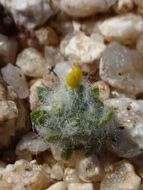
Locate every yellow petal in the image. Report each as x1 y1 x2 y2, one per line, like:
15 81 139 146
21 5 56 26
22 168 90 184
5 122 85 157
66 66 83 89
66 73 79 88
72 66 82 82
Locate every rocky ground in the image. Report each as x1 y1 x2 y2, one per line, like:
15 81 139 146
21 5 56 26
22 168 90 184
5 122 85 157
0 0 143 190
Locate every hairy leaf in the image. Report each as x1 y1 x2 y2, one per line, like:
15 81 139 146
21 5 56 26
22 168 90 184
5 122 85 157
30 110 47 126
37 86 52 103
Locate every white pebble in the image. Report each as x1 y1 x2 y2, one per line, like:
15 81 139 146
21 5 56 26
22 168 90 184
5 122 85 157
46 181 67 190
100 42 143 95
98 13 143 44
0 0 58 29
100 160 141 190
60 0 117 17
16 132 49 156
68 183 93 190
105 97 143 157
51 163 64 181
60 32 106 64
16 48 50 78
63 168 79 183
1 64 29 99
76 155 103 182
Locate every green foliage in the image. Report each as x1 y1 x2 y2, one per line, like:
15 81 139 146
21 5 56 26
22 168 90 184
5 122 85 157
37 86 52 103
90 86 100 99
30 110 47 127
47 135 61 142
31 84 113 160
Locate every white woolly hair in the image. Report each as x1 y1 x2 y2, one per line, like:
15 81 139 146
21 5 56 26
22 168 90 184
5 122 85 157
34 81 112 151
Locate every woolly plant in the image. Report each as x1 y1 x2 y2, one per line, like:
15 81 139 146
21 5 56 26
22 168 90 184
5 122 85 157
30 66 113 160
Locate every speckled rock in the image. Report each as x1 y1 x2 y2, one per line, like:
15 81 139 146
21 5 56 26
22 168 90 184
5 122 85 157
16 48 50 78
98 13 143 44
16 132 49 156
50 163 64 181
100 42 143 95
76 154 103 182
1 64 29 99
0 0 58 29
0 80 29 149
60 32 106 65
60 0 117 17
47 182 67 190
68 183 94 190
100 160 141 190
0 160 47 190
44 46 64 67
63 168 79 183
105 97 143 157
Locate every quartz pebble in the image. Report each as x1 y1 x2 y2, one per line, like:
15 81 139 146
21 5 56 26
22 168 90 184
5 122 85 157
0 0 58 29
44 46 64 67
63 168 79 183
0 81 29 149
100 42 143 95
16 132 49 156
1 0 143 190
46 181 67 190
1 64 29 99
50 12 73 35
100 160 141 190
50 163 64 181
50 144 64 161
60 32 106 65
76 155 103 182
16 48 50 78
105 97 143 157
60 0 117 17
68 183 94 190
0 160 47 190
98 13 143 44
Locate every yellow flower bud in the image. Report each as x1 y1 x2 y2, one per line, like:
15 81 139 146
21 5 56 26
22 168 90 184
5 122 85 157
72 65 82 82
66 66 82 89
